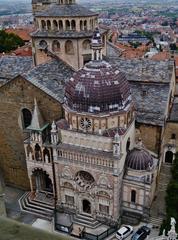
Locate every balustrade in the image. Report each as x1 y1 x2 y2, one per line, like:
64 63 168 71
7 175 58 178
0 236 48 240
57 149 114 170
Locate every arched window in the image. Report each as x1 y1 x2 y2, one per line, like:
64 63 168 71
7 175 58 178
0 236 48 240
171 133 176 139
90 19 94 30
47 20 51 30
84 20 87 30
22 108 32 128
82 39 91 50
126 138 130 152
102 35 105 46
65 20 70 31
94 17 98 27
39 40 47 48
35 144 41 161
59 20 63 31
26 144 33 159
43 148 50 163
53 20 58 31
89 19 92 30
41 20 46 30
80 20 83 31
165 151 173 164
131 190 136 203
65 40 74 55
52 40 60 52
71 20 76 30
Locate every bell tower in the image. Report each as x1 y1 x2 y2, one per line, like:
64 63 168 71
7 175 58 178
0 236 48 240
31 0 107 69
32 0 56 15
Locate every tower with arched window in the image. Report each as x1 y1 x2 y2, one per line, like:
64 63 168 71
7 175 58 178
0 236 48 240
31 0 107 69
24 99 55 195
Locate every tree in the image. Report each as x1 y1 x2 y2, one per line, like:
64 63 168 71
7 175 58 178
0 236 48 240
160 153 178 234
0 30 24 53
162 21 168 26
170 43 177 51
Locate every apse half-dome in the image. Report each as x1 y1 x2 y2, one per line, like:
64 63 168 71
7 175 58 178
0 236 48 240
65 61 131 113
126 147 153 171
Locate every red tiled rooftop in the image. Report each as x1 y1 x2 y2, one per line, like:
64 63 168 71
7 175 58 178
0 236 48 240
151 51 170 61
12 45 32 56
5 28 34 41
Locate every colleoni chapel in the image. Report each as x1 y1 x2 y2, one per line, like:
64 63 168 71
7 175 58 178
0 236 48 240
0 0 177 230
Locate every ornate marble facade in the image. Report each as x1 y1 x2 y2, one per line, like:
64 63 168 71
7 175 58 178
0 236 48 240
24 30 158 224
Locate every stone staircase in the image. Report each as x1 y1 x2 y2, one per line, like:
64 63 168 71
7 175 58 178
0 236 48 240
72 213 101 228
19 191 55 220
149 164 172 228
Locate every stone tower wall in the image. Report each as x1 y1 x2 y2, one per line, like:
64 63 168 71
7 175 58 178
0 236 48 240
0 76 62 189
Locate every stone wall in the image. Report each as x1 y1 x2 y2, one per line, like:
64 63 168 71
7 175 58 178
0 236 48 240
0 76 62 189
33 36 107 70
164 122 178 151
136 123 162 154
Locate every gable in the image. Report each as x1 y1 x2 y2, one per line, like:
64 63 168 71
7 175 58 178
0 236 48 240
0 75 62 106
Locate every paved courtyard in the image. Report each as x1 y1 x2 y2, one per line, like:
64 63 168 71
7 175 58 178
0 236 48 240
4 186 37 224
3 186 160 239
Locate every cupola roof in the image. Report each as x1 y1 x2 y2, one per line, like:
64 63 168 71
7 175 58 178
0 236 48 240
126 146 154 171
65 29 131 114
65 61 131 113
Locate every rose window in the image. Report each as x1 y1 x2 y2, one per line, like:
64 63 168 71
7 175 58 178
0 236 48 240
75 171 95 190
80 117 92 130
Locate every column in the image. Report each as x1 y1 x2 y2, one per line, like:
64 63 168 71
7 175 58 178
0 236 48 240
29 176 34 192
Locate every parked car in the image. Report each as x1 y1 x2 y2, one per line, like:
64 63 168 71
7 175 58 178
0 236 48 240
131 226 151 240
116 225 133 240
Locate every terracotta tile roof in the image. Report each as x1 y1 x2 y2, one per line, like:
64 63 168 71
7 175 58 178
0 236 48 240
12 45 32 56
114 42 148 60
151 51 170 61
121 49 145 59
5 28 33 41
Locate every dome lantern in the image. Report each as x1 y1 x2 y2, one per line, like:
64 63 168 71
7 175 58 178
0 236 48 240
91 28 103 61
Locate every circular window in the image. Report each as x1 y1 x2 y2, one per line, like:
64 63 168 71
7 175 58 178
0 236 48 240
80 117 92 130
75 171 95 190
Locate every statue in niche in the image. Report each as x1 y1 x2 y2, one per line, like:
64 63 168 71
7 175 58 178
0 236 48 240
45 154 50 163
29 151 33 160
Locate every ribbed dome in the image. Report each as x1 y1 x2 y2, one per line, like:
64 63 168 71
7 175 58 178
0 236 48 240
65 61 131 113
126 147 153 171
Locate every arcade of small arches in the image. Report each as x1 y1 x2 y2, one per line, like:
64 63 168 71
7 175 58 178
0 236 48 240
58 0 75 4
57 149 114 168
38 39 91 55
39 17 97 32
26 143 51 163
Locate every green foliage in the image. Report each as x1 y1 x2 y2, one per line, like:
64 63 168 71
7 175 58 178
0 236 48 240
134 30 153 41
128 41 141 48
170 43 178 51
0 30 24 53
160 153 178 234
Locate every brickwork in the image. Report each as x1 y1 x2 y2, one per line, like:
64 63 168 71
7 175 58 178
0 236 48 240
0 76 62 189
